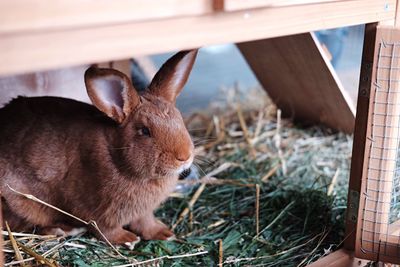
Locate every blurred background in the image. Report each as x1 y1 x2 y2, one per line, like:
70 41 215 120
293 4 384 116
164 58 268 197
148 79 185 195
151 24 365 114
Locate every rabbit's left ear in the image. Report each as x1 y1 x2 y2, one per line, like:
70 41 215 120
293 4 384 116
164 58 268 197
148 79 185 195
84 67 140 124
148 49 198 103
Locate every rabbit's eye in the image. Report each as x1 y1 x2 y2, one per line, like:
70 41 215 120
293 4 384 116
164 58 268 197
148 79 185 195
139 126 151 137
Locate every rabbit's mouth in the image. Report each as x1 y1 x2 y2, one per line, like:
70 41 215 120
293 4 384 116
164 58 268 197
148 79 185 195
160 160 193 177
176 159 193 174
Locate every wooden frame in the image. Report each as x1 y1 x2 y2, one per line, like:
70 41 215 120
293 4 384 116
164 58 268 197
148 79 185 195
2 0 400 266
349 25 400 264
0 0 395 76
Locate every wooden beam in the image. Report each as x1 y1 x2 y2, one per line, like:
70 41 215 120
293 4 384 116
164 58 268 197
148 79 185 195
223 0 344 12
0 0 395 76
344 23 378 252
237 32 355 133
0 1 388 34
0 0 213 34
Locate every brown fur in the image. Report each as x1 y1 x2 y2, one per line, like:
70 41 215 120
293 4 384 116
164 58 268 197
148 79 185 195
0 50 198 244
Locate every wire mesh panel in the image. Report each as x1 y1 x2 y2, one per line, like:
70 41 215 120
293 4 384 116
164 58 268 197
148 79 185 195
356 26 400 264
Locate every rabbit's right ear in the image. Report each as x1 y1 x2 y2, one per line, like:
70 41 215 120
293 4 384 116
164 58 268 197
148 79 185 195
148 50 198 103
85 67 140 124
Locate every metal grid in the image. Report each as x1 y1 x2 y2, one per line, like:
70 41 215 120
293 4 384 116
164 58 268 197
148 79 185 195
360 41 400 260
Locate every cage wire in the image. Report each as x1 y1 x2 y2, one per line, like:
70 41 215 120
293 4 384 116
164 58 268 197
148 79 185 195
361 40 400 260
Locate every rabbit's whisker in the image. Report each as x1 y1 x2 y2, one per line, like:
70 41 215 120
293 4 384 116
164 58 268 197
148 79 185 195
194 156 213 165
193 162 207 177
194 157 218 170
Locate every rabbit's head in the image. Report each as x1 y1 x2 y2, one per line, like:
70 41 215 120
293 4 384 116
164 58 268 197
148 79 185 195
84 50 197 179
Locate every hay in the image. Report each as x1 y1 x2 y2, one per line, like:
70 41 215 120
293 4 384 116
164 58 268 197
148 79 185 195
3 87 353 266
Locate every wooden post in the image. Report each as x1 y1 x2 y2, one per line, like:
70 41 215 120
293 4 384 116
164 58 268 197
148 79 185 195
344 23 378 251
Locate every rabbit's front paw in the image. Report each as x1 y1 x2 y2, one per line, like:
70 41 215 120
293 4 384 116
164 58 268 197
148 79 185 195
141 221 174 240
147 225 174 240
130 217 175 240
104 228 139 244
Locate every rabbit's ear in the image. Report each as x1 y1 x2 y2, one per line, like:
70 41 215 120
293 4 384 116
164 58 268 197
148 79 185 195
85 67 140 123
148 49 198 103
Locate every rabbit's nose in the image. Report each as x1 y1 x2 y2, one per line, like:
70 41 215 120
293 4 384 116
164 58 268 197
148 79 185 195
176 153 190 162
175 148 192 162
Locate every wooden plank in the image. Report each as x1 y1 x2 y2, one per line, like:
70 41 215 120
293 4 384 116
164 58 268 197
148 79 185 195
0 0 395 76
224 0 344 12
0 0 375 34
237 32 355 133
307 249 369 267
0 0 212 34
344 23 378 251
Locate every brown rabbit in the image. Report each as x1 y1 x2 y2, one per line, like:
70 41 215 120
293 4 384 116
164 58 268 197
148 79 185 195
0 50 197 244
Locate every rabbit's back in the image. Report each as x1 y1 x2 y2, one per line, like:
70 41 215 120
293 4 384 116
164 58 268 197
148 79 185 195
0 96 114 229
0 96 111 130
0 96 110 185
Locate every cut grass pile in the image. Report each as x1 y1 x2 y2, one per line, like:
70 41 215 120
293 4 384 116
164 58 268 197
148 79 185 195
3 88 352 266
